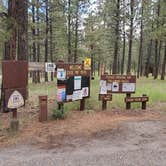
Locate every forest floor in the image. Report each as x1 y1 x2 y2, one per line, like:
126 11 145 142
0 78 165 165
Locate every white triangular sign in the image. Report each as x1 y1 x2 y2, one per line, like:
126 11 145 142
7 91 24 109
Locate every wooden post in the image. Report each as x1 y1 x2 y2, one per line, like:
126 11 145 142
142 94 147 110
10 109 19 132
39 96 48 122
12 109 17 119
102 100 107 110
80 98 85 111
126 93 131 110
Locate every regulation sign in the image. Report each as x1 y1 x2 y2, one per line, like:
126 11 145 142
84 58 91 70
45 63 56 73
7 91 24 109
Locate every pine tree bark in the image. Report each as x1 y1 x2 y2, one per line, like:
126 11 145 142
74 0 79 63
112 0 120 74
127 0 134 74
67 0 72 62
154 0 160 79
4 0 17 60
121 0 126 75
137 5 143 78
17 0 28 61
161 42 166 80
45 0 49 82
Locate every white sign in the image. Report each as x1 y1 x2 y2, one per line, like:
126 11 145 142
107 83 112 91
7 91 24 109
100 80 106 87
57 68 66 80
82 87 89 97
74 76 82 90
112 82 119 92
72 90 83 101
100 86 107 94
45 63 56 73
122 83 136 92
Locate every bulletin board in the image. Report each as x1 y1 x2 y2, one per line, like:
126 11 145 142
56 63 91 103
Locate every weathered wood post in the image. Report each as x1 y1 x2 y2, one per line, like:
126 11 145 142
10 109 19 132
126 93 131 110
39 96 48 122
142 94 147 110
102 100 107 111
80 98 85 111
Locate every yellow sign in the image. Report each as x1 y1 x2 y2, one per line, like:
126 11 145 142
84 58 91 70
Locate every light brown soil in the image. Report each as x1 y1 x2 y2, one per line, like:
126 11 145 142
0 98 165 149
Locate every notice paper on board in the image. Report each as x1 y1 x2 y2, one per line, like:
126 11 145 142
74 76 82 90
100 86 107 94
122 83 135 92
112 82 119 92
57 68 66 80
82 87 89 97
72 90 83 101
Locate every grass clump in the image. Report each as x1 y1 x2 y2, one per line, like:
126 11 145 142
52 107 67 120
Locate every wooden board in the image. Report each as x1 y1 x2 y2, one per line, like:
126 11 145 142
28 62 45 71
125 96 149 103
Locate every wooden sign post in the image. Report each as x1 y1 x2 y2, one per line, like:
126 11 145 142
99 74 137 110
56 62 91 111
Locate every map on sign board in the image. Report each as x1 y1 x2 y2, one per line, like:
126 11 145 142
7 91 24 109
45 63 56 73
84 58 91 70
57 68 66 80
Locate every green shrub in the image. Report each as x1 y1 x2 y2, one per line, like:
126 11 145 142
52 107 67 120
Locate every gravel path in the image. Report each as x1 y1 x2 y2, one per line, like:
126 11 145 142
0 120 165 166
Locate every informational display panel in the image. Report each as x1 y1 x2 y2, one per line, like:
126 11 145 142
56 63 91 103
100 74 136 94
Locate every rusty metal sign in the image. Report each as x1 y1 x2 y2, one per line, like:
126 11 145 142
2 61 28 110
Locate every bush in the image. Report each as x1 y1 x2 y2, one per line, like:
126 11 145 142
52 107 67 120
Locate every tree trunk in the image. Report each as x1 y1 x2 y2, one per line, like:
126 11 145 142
161 42 166 80
74 0 79 63
32 2 37 83
4 0 17 60
127 0 134 74
154 0 160 79
121 0 126 75
17 0 28 61
37 0 40 83
67 0 72 62
112 0 120 74
50 4 54 81
45 0 49 82
137 4 143 79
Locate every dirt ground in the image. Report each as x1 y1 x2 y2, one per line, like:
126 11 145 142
0 100 165 165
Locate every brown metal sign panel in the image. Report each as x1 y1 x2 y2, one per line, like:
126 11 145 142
100 74 136 94
99 94 112 101
101 75 136 83
125 97 149 103
2 61 28 89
